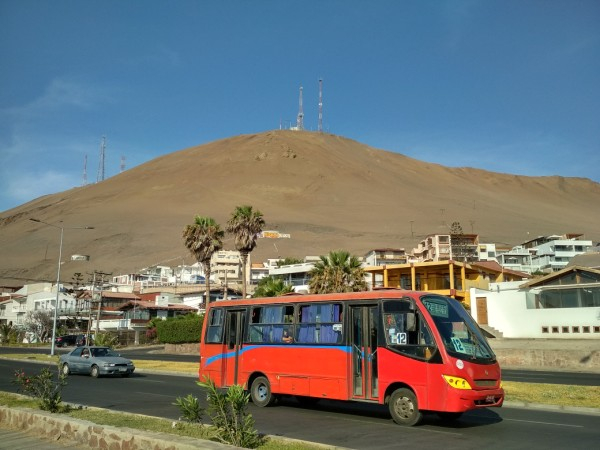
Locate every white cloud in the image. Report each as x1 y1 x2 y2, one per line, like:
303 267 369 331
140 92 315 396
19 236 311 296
4 170 79 206
3 78 105 121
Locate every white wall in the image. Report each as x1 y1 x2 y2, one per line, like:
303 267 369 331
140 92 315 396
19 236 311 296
470 286 600 339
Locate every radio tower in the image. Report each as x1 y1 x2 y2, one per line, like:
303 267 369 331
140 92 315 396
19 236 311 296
318 78 323 132
82 154 88 186
97 135 106 182
120 155 126 173
296 85 304 130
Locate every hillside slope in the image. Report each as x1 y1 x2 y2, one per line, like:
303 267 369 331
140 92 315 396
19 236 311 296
1 130 599 286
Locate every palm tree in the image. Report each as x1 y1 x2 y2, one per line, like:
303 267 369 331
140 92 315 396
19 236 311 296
182 215 224 305
253 276 294 298
309 250 367 294
226 205 265 299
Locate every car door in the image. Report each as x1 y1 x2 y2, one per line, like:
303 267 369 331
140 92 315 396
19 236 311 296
67 347 84 373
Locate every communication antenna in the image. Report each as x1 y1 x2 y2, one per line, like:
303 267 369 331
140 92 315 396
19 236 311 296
82 154 88 186
318 78 323 132
97 135 106 182
296 85 304 130
120 155 126 173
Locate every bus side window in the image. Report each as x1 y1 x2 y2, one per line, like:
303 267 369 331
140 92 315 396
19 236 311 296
206 308 224 343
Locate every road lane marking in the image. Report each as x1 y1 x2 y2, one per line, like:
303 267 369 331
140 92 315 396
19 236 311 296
504 418 583 428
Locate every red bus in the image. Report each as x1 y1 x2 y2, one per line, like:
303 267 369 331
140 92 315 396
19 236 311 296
199 289 504 425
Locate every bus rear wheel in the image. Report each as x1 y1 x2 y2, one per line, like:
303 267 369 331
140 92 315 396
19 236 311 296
389 388 422 426
250 376 276 407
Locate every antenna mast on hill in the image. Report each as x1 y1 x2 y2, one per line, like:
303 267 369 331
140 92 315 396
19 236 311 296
82 154 88 186
296 85 304 130
120 155 126 173
97 136 106 182
318 78 323 132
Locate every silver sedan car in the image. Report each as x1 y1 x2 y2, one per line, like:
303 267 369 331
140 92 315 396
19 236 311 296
59 346 135 378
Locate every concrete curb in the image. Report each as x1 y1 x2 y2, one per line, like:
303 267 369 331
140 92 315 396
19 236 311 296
0 405 241 449
503 400 600 416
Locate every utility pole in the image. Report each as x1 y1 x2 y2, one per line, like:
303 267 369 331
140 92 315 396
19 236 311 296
87 270 111 335
296 85 304 130
97 136 106 183
318 78 323 132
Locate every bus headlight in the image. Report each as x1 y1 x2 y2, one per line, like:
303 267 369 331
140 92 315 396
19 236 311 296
443 375 472 390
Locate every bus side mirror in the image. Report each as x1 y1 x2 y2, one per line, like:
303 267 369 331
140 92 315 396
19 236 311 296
406 313 416 332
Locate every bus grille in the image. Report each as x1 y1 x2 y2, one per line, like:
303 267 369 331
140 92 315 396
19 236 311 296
474 379 497 387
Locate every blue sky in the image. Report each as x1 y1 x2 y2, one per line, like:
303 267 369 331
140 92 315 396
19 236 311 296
1 0 599 212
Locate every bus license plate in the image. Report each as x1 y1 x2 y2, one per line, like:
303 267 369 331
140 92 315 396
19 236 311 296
486 395 495 403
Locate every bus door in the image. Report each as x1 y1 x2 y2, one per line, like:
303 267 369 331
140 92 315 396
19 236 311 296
221 309 246 386
350 305 379 401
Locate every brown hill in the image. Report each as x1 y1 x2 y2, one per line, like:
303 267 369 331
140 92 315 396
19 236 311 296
1 130 599 287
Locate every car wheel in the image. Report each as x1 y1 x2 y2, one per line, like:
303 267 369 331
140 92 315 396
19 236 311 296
250 376 276 407
61 363 70 376
90 365 100 378
389 388 422 426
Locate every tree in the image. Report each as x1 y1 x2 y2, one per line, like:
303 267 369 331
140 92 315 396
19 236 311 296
276 257 303 267
309 250 367 294
450 221 469 262
226 205 265 299
0 323 13 344
182 216 224 306
23 310 53 343
253 276 294 298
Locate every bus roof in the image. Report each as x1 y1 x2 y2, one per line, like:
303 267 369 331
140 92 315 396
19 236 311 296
206 289 428 309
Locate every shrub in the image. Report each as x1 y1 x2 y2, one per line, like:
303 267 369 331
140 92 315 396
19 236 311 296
173 394 204 424
155 314 204 344
13 367 67 413
198 376 262 449
93 332 119 347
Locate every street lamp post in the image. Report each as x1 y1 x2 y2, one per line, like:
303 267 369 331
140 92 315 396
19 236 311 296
29 218 94 356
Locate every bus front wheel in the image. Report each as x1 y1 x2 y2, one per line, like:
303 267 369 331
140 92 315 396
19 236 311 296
250 376 276 407
389 388 422 426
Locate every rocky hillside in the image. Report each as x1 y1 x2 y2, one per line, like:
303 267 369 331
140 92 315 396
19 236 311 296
1 130 599 287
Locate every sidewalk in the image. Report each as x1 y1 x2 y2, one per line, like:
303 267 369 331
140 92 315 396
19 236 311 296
0 427 80 449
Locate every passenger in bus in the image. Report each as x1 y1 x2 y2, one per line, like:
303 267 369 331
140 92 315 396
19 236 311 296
282 328 294 343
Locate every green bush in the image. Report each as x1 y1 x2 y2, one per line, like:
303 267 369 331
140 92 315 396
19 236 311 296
198 376 263 448
13 367 67 413
156 314 204 344
173 394 204 424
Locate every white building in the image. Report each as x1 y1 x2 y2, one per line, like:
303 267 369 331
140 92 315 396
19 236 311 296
470 265 600 339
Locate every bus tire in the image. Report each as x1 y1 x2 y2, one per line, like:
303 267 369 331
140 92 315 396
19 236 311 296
250 376 275 407
389 388 422 426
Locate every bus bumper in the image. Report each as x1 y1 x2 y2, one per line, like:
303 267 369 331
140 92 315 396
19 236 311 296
447 388 504 411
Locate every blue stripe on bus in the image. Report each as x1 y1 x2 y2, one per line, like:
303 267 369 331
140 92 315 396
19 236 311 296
204 345 352 366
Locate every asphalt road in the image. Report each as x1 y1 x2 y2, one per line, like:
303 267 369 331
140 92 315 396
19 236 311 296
2 346 598 386
1 359 599 450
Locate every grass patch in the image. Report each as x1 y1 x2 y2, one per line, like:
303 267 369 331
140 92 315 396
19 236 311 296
0 392 328 450
503 381 600 409
132 359 198 374
0 353 60 363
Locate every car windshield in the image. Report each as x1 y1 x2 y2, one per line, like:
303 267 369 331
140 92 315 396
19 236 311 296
420 294 495 362
91 348 117 357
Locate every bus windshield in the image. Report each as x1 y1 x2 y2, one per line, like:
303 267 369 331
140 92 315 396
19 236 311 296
420 294 495 362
